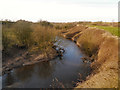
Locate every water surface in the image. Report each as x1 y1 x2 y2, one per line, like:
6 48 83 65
3 37 92 88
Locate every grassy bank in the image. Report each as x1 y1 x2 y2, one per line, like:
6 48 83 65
62 24 118 88
88 25 119 37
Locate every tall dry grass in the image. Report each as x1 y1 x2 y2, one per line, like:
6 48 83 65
2 20 58 55
2 25 15 53
64 25 118 88
73 27 118 88
77 28 106 56
13 20 33 48
30 24 57 52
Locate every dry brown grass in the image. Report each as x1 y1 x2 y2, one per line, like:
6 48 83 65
76 35 118 88
77 27 106 56
76 28 118 88
64 25 88 39
63 25 119 88
72 32 82 42
92 36 118 69
29 24 58 52
2 20 58 54
76 69 118 88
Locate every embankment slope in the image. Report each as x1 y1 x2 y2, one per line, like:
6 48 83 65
63 25 119 88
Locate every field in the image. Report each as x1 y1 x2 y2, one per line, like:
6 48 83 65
88 25 119 37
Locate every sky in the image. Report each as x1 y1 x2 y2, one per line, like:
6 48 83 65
0 0 119 22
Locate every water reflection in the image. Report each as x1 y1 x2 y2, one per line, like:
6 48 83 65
14 65 34 81
3 37 92 88
4 73 14 86
37 62 55 78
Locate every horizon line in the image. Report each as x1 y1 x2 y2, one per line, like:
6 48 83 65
0 19 118 23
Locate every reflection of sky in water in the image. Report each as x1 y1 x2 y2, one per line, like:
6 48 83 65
3 37 92 88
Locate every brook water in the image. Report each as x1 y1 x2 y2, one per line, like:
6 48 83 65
3 37 92 88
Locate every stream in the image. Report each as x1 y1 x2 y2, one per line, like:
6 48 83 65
2 37 92 88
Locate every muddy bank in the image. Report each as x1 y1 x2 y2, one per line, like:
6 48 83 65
62 25 119 88
2 45 65 75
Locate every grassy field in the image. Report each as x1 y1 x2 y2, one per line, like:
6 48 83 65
88 25 119 37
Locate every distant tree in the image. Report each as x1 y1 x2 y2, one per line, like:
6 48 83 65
38 20 53 28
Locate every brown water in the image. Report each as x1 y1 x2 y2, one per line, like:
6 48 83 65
2 37 92 88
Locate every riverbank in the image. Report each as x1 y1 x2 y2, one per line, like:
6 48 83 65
2 20 60 75
62 25 119 88
2 45 65 75
3 37 92 88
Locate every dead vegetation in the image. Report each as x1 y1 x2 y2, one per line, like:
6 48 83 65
2 20 59 75
2 20 119 88
2 20 58 57
62 24 119 88
63 25 88 39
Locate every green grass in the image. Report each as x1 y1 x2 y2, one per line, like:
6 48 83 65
88 25 119 37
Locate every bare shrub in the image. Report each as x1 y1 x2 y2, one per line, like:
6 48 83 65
31 24 57 52
13 20 33 48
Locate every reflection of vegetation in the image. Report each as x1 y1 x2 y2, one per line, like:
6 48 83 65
4 73 14 86
37 62 55 78
15 65 34 81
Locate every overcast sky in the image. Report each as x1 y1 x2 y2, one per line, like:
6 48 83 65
0 0 119 22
